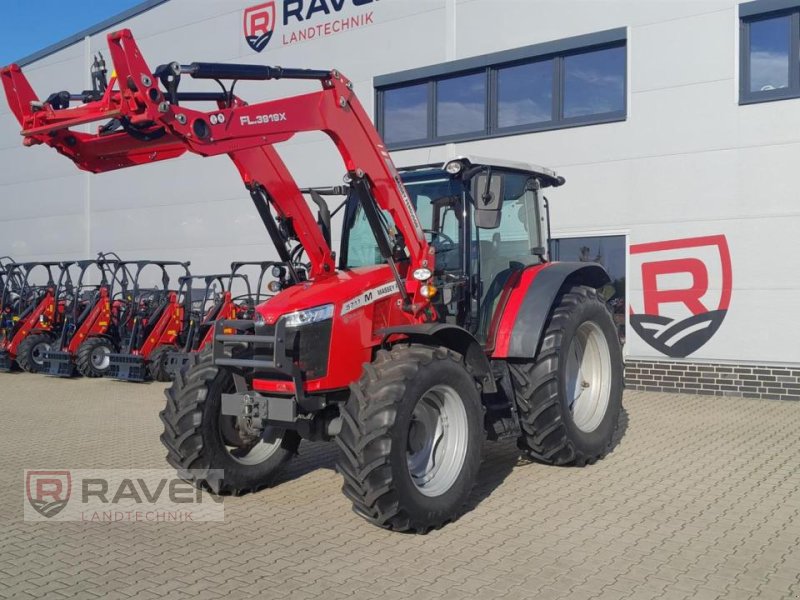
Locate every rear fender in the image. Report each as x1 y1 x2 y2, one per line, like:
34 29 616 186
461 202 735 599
491 262 611 359
379 324 497 394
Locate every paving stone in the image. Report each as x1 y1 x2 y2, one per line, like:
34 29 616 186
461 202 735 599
0 381 798 600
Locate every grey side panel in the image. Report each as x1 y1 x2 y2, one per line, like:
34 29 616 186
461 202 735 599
506 262 610 359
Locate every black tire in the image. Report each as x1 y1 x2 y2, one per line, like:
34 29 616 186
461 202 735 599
337 344 484 533
510 285 623 466
148 346 173 382
159 349 300 494
16 333 54 373
76 337 115 378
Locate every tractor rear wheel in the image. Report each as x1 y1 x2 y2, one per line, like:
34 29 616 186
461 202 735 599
76 337 115 378
148 346 173 382
510 285 622 466
159 350 299 494
336 344 483 533
16 333 54 373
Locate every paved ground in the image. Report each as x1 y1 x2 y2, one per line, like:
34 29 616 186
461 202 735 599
0 376 798 600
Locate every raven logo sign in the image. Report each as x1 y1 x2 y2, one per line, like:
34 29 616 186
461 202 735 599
629 235 732 358
244 2 277 53
25 470 72 518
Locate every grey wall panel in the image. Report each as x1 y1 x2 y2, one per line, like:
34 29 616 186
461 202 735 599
89 155 244 212
0 214 86 259
630 8 735 93
0 175 85 221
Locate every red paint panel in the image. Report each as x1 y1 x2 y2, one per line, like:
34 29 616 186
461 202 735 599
491 263 551 358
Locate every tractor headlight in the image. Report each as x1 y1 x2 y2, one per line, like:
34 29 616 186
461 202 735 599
254 312 266 326
445 160 464 175
282 304 334 328
280 304 334 380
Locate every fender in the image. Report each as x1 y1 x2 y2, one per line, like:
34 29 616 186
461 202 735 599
379 323 497 394
491 262 611 359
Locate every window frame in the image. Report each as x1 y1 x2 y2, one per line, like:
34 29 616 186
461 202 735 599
740 6 800 105
374 29 627 151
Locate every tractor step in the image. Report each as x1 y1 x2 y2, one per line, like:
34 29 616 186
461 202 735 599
43 350 76 377
0 350 12 372
108 353 148 382
164 350 191 379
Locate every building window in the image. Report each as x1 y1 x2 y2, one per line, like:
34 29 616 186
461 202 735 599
550 234 627 344
563 46 626 118
740 3 800 104
382 83 428 146
375 29 627 150
436 71 487 137
496 59 554 129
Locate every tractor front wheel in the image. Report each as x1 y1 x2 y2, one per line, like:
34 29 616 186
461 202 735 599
510 285 623 466
159 350 299 494
16 333 54 373
337 344 483 533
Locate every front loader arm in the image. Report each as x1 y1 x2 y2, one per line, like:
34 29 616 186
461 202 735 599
1 29 433 307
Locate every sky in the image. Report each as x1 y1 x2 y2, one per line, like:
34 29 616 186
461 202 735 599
0 0 146 66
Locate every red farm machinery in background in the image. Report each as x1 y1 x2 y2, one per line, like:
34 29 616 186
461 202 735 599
42 253 129 377
0 261 75 373
162 261 274 379
105 260 190 382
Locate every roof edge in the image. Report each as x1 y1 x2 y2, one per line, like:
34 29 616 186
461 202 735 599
16 0 170 67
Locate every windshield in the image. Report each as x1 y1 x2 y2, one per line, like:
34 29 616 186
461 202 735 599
342 169 465 271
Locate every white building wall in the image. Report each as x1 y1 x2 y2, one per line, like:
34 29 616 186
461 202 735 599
0 0 796 367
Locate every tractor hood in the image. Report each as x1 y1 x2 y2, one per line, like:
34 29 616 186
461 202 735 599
255 265 397 325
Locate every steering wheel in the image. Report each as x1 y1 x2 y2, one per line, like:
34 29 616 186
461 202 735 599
423 229 456 254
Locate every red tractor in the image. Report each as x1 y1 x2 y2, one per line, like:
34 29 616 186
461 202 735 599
1 31 623 532
0 262 73 372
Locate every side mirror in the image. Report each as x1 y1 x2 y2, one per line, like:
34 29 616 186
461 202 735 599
472 173 504 229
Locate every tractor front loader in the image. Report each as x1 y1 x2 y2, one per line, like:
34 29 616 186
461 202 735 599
106 260 191 382
2 30 623 532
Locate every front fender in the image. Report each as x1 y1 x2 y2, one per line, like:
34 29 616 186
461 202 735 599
491 262 611 359
378 323 497 393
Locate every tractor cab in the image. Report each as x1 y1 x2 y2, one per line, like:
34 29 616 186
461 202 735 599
340 156 564 343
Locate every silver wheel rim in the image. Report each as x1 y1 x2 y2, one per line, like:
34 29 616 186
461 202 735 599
406 384 469 498
226 427 284 466
565 321 612 433
31 341 51 366
91 346 111 370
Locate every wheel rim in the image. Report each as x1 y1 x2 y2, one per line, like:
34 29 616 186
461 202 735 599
406 384 469 498
91 345 111 370
223 422 284 466
565 321 612 433
31 341 51 366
